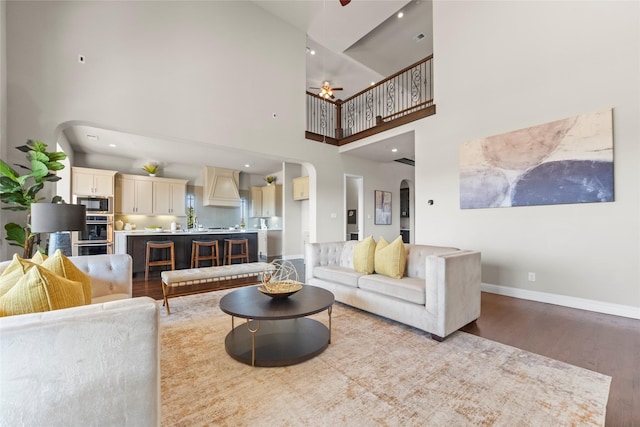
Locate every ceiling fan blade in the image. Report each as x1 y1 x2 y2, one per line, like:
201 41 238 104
309 87 321 90
332 87 343 91
340 0 351 6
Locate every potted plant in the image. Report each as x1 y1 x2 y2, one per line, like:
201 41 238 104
142 163 160 176
264 175 276 185
0 140 67 257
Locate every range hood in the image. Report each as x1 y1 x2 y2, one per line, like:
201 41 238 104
203 166 241 207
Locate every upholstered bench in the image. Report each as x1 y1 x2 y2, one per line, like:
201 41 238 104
160 262 275 314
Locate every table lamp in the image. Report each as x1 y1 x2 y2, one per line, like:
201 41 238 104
30 203 86 256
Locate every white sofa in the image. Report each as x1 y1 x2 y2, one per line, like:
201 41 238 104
0 254 160 427
305 241 481 341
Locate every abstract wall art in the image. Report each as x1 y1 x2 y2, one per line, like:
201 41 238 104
374 190 392 225
460 108 614 209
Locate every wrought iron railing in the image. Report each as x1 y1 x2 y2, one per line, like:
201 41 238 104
306 93 338 139
306 56 434 144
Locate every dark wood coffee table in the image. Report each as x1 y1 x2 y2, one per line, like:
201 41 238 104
219 285 334 367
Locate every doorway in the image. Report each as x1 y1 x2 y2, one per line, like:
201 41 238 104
400 179 413 243
345 175 363 241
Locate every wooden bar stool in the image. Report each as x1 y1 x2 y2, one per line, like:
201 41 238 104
145 241 175 280
191 240 220 268
224 239 249 265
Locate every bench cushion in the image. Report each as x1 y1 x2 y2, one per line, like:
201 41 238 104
162 262 274 287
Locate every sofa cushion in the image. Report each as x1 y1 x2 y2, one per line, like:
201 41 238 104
353 236 376 274
0 265 85 317
374 236 407 279
358 274 426 305
313 265 362 288
42 249 92 304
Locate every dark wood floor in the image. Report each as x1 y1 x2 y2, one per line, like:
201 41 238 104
135 277 639 426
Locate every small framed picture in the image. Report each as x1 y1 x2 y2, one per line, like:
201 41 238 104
374 190 392 225
347 209 356 224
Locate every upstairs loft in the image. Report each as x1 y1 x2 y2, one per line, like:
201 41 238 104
306 56 435 146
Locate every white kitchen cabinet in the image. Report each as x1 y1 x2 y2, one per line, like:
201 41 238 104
261 184 282 217
72 167 117 196
116 175 153 214
292 176 309 201
250 184 282 217
250 187 263 218
153 180 187 215
257 230 282 261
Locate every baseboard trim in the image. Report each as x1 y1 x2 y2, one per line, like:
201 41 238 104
281 254 303 261
481 283 640 320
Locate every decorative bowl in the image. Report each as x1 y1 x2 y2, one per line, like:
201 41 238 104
258 281 302 299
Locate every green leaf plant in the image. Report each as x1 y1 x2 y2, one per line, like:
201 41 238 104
0 140 67 257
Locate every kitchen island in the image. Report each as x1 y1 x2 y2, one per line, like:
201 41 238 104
115 230 259 278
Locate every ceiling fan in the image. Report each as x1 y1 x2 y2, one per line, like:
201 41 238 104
310 81 343 99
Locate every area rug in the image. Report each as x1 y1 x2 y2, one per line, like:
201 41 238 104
159 289 611 426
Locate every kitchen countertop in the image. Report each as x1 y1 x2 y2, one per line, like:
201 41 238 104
115 229 259 236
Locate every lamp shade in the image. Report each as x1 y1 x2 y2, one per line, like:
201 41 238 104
30 203 86 233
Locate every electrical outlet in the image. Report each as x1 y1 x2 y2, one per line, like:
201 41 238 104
528 272 536 282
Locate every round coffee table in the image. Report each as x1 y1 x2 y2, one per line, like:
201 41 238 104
219 285 334 367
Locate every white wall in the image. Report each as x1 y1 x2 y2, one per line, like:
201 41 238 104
3 1 413 261
341 1 640 314
414 1 638 309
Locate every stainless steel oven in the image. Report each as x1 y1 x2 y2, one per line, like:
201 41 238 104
73 196 113 215
72 215 114 256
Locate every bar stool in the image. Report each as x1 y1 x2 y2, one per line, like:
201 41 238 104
224 239 249 265
191 240 220 268
145 241 175 280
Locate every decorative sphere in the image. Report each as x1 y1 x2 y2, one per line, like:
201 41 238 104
262 259 299 286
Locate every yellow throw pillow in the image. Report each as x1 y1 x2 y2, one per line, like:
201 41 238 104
374 236 407 279
0 254 37 298
0 265 85 317
42 249 92 304
353 236 376 274
31 251 48 264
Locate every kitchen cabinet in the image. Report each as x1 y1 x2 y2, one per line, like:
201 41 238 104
257 230 282 262
250 187 263 218
72 167 116 196
292 176 309 201
250 184 282 217
153 180 187 215
117 174 187 215
116 175 153 214
261 184 282 217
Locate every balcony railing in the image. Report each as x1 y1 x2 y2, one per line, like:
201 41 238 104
306 55 435 146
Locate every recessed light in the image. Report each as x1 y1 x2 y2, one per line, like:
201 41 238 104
310 50 315 55
371 81 375 86
397 11 404 18
108 144 116 148
391 148 398 153
244 164 250 168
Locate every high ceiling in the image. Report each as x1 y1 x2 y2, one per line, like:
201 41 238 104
65 1 432 180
